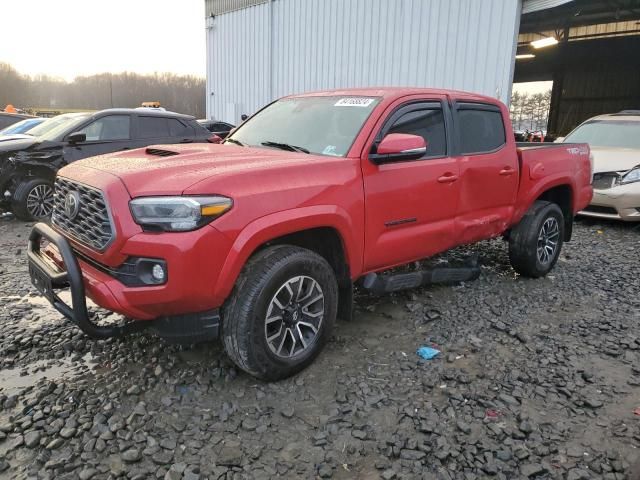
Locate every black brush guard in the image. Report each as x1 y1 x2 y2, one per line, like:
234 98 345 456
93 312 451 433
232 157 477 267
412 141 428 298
27 222 148 339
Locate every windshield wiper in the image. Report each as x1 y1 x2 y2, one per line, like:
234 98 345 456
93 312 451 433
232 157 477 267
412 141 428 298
225 138 245 147
261 141 310 154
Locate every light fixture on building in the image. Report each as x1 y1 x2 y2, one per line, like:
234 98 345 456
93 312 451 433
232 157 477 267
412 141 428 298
515 53 536 60
530 36 558 48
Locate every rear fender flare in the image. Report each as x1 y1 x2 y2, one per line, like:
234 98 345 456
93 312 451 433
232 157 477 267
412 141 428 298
513 175 576 224
213 205 362 303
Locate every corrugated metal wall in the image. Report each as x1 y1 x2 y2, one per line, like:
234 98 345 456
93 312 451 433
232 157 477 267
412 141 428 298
206 0 522 123
205 0 267 16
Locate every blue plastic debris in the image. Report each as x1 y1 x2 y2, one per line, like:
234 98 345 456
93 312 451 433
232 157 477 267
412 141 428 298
416 346 441 360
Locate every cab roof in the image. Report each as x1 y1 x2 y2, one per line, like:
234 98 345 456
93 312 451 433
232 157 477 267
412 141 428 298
289 87 501 104
93 108 194 120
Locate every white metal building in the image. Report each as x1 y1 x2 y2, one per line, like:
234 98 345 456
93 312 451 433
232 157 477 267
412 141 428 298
205 0 566 124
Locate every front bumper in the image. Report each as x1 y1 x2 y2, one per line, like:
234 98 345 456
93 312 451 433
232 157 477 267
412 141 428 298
27 222 223 341
27 223 148 338
578 183 640 222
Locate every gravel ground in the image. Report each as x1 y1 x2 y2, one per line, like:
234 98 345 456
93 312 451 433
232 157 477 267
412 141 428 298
0 217 638 480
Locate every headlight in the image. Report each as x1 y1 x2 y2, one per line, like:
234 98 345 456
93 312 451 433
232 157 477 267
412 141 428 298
129 196 233 232
621 166 640 185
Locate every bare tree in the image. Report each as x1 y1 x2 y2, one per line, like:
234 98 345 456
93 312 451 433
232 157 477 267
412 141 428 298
0 63 206 117
510 89 552 132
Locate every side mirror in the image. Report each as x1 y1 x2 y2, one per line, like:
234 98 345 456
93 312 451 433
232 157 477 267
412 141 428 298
207 134 223 144
67 132 86 144
553 136 565 143
240 114 248 121
370 133 427 164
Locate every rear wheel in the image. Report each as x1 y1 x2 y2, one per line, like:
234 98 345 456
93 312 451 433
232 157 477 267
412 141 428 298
222 245 338 381
12 178 55 221
509 201 564 278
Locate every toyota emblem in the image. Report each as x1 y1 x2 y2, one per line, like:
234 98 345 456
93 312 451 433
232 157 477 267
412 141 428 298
64 191 81 220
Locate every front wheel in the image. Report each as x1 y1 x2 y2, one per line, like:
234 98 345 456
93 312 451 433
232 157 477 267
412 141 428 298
509 201 565 278
12 178 55 221
222 245 338 381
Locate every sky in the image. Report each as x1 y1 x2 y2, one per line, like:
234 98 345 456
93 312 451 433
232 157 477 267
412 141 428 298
513 81 553 95
1 1 550 95
0 0 205 80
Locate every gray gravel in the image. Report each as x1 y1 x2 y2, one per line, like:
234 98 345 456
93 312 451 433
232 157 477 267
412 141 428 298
0 217 638 479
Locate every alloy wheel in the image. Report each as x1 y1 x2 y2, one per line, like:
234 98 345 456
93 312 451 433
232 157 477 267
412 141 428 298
537 217 560 266
26 184 54 219
264 275 325 359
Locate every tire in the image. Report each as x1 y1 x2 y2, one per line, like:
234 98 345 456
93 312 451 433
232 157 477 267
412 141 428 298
12 178 55 221
509 200 565 278
222 245 338 381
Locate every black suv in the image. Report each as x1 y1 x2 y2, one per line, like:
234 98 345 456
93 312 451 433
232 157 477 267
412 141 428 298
197 119 234 139
0 109 213 220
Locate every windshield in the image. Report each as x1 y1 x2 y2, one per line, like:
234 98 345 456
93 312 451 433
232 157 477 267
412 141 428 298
0 118 42 135
225 96 381 157
29 113 91 141
564 120 640 149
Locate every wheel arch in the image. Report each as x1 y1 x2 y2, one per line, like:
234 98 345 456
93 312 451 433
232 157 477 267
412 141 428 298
213 205 362 309
536 184 573 241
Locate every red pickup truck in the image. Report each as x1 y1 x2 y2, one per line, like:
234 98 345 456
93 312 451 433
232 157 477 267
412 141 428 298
27 88 593 380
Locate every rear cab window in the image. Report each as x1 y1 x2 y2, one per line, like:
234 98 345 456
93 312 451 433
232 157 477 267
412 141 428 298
456 102 506 154
137 116 170 139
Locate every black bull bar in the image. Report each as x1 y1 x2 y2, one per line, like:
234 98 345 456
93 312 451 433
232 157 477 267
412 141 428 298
27 222 148 339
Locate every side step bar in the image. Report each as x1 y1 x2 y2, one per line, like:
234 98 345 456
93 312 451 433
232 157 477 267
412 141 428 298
360 265 480 295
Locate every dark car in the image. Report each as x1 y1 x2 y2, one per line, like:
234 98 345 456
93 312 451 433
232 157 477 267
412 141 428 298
0 109 213 220
0 112 35 130
197 119 234 139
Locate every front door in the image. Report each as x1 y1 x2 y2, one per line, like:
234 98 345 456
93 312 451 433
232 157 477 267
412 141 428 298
361 98 460 271
63 114 132 162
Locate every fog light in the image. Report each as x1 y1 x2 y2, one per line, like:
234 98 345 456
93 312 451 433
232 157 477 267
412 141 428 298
151 264 166 282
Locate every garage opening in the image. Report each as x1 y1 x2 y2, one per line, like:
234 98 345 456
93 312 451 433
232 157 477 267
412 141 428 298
515 0 640 136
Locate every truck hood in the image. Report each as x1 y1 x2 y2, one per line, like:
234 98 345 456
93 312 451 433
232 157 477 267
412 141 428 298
70 144 336 196
591 147 640 173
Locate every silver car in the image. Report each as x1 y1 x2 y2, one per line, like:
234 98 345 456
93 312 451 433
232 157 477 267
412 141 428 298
560 110 640 222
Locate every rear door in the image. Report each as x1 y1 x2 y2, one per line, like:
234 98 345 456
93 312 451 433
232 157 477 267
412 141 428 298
361 96 460 271
63 114 132 162
452 102 519 244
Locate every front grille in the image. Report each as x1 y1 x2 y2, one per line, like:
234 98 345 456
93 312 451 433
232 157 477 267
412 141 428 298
583 205 618 215
52 178 114 251
592 172 619 190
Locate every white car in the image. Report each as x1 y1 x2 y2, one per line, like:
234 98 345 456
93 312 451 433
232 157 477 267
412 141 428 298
559 110 640 222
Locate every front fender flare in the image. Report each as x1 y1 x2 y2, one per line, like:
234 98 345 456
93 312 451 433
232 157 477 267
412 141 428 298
212 205 362 304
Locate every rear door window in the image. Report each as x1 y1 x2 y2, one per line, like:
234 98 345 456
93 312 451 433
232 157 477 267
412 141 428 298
457 105 506 154
168 119 193 137
138 116 170 138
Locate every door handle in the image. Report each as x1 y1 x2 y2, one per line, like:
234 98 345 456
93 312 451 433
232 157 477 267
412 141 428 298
437 173 459 183
499 167 515 176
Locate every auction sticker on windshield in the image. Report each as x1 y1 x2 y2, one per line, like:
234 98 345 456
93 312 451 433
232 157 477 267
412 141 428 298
334 98 375 107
